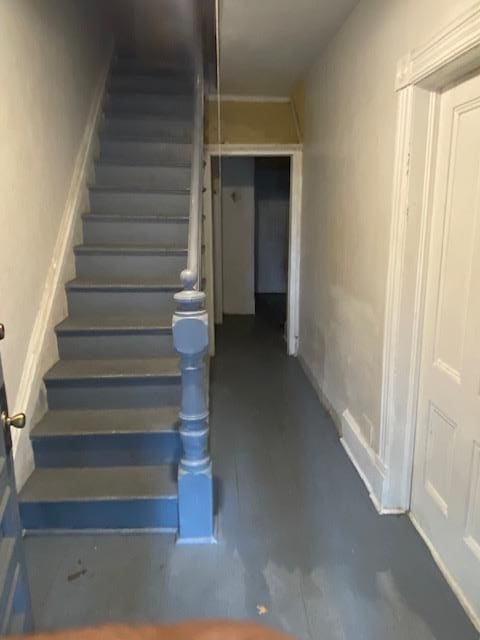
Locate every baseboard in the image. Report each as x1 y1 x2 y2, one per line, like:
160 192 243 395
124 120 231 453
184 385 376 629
410 513 480 632
340 409 387 513
297 352 342 433
298 352 392 513
11 43 113 489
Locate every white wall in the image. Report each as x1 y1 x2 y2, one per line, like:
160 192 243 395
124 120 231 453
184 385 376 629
221 157 255 315
299 0 475 451
0 0 112 487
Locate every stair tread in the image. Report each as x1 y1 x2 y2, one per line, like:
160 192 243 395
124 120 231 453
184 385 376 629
45 357 180 382
20 465 178 502
104 108 192 120
32 407 180 437
104 112 192 122
112 57 188 71
82 213 189 223
66 276 181 289
108 88 192 98
95 159 191 168
89 185 189 194
56 314 173 333
110 67 191 77
74 244 187 255
100 133 191 144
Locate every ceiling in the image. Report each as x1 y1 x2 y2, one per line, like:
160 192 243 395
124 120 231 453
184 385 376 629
218 0 359 97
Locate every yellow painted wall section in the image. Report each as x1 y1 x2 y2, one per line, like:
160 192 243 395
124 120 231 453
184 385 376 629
299 0 475 454
291 81 306 141
206 100 299 145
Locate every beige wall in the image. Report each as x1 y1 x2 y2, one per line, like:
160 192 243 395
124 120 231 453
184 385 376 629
299 0 474 451
0 0 111 485
206 100 299 145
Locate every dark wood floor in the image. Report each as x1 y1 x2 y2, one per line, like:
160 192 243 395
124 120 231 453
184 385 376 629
24 314 477 639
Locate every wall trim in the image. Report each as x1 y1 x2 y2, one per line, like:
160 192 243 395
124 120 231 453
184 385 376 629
207 94 291 103
340 410 388 514
297 352 341 433
12 44 113 489
410 514 480 631
298 353 401 515
396 2 480 90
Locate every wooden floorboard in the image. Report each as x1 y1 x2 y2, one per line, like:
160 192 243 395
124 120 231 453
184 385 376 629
24 314 477 639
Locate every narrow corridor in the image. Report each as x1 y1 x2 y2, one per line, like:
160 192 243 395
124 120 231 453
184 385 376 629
25 315 477 639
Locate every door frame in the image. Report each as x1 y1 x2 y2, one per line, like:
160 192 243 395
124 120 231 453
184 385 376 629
379 2 480 513
204 144 303 356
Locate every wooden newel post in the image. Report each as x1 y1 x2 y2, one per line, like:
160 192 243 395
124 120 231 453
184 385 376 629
173 289 214 543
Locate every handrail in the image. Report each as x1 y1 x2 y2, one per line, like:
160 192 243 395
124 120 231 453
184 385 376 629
180 48 204 291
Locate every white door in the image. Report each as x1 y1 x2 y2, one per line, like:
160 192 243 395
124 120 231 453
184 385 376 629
411 72 480 621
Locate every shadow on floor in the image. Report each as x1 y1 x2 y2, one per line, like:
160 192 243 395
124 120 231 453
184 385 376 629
24 316 477 639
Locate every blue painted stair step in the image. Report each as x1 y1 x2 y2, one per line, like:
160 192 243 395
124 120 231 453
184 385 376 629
19 58 194 533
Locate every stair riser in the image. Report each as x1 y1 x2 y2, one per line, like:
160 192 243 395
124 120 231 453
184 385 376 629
57 331 175 359
112 58 188 74
32 432 181 467
103 117 191 139
109 75 192 93
95 164 191 190
83 218 188 246
20 497 178 531
89 189 189 216
67 289 178 317
106 95 192 117
46 379 181 410
75 252 186 279
99 139 191 164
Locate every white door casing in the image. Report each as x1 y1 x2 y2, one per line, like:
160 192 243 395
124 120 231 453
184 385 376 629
411 72 480 622
380 2 480 516
205 145 302 355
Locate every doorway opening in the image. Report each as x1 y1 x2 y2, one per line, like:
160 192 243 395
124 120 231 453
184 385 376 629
210 153 299 353
254 157 290 333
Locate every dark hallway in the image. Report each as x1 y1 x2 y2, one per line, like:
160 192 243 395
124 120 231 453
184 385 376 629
24 317 477 639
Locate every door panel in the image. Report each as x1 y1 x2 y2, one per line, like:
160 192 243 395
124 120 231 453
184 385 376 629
0 333 33 634
411 72 480 620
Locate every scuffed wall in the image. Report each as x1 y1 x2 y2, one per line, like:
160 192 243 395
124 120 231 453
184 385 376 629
0 0 111 486
299 0 475 451
206 100 300 145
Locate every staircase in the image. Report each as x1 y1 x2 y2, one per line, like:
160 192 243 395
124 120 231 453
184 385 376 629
18 58 198 533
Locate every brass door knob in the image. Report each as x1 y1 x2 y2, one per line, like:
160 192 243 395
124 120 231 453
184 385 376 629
0 324 4 340
1 411 26 429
